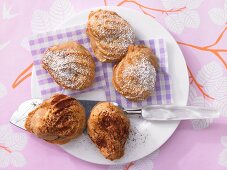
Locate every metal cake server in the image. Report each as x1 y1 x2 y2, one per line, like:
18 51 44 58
10 99 220 130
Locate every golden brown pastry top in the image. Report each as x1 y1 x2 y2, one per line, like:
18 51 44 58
42 41 95 90
25 94 86 144
87 9 135 62
87 102 130 160
112 45 158 102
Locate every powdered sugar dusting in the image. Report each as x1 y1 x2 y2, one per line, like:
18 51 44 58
43 49 92 89
122 57 156 93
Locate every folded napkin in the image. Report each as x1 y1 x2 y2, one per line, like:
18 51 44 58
29 25 172 108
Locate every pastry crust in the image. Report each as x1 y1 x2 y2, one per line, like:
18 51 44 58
42 41 95 90
25 94 86 144
87 102 130 160
112 45 158 102
86 9 135 62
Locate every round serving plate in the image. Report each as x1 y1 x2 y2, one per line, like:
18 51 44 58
31 6 189 165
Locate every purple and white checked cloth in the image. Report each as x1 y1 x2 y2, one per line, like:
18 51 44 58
103 39 172 109
29 24 172 108
29 25 105 99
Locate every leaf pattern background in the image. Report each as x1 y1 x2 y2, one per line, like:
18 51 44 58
221 136 227 148
219 148 227 168
22 0 75 51
0 41 10 51
213 97 227 117
31 10 51 34
165 14 185 34
0 82 7 99
225 0 227 10
186 0 204 9
6 133 27 151
31 0 75 34
161 0 187 10
20 37 30 51
2 2 19 20
209 0 227 26
161 0 203 34
0 150 10 168
219 136 227 167
0 125 12 144
180 10 200 28
0 125 27 168
49 0 75 28
188 61 227 129
188 86 213 129
10 152 26 167
196 62 227 99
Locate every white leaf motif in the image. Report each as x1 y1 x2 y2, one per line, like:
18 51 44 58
0 124 12 143
186 0 204 9
2 2 19 20
188 95 208 107
49 0 75 28
161 0 187 9
0 41 10 50
205 78 227 99
209 8 227 25
188 86 197 104
174 0 187 9
188 90 213 129
31 10 51 34
0 82 7 99
213 97 227 117
225 0 227 10
10 152 26 167
196 62 223 85
20 37 30 51
165 14 184 34
221 136 227 147
219 148 227 167
0 125 27 168
196 62 226 99
161 0 175 10
180 10 200 28
0 150 10 168
191 119 213 129
6 133 27 151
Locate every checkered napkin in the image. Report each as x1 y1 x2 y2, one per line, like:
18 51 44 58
29 25 105 99
103 39 172 109
29 25 172 108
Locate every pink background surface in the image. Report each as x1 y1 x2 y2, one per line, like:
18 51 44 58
0 0 227 170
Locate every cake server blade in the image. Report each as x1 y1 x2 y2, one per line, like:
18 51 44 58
10 99 43 130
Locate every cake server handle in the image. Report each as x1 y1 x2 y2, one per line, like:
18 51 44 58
124 105 220 121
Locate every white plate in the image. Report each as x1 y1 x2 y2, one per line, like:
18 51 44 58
31 6 189 165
